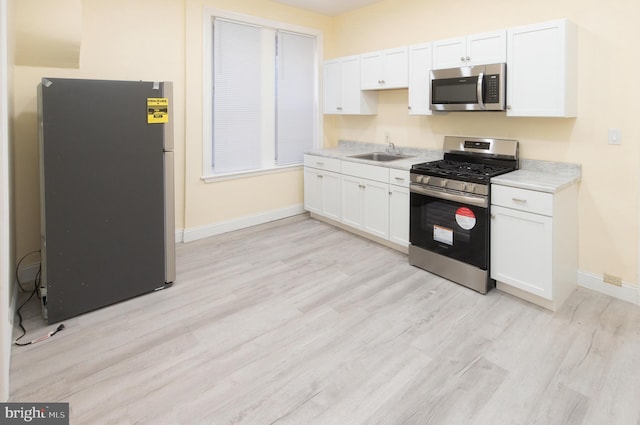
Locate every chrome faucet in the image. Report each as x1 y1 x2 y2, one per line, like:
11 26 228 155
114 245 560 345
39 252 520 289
386 141 396 154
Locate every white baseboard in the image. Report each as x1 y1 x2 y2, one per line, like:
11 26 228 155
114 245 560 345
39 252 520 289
577 271 639 305
181 204 305 243
175 230 184 244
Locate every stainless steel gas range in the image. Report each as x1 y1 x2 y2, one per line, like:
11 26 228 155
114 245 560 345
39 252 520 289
409 136 519 294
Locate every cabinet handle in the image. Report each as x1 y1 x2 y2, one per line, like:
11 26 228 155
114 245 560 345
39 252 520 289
408 106 412 110
316 162 324 166
460 56 465 61
317 174 323 179
506 105 512 110
394 177 405 182
337 107 342 111
512 198 528 203
466 56 470 61
359 184 366 189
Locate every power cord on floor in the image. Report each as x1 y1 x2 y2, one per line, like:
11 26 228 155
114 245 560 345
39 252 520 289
13 251 66 346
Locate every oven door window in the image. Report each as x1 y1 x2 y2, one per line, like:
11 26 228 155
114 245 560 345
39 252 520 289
410 192 488 269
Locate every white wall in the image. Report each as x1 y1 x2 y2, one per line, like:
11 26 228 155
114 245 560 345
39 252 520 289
0 0 14 403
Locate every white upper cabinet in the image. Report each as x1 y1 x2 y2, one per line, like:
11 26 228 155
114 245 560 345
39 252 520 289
432 29 506 69
360 47 409 90
506 19 578 117
407 42 433 115
323 55 378 115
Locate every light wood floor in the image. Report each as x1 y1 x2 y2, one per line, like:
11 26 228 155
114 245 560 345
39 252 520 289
10 214 640 425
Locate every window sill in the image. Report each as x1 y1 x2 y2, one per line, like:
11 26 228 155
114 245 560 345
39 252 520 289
201 164 302 183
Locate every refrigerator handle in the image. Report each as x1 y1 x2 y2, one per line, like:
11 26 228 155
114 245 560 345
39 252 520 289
161 81 174 152
164 151 176 283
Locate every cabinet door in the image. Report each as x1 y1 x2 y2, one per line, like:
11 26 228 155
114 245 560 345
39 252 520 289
491 205 553 299
304 168 323 214
466 29 506 65
506 19 577 117
341 175 364 229
380 47 408 89
322 60 341 114
408 43 432 115
363 179 389 239
432 36 466 69
360 51 383 90
389 185 409 246
322 171 341 221
340 56 363 114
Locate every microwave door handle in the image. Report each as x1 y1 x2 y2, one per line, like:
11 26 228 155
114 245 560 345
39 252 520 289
476 72 485 110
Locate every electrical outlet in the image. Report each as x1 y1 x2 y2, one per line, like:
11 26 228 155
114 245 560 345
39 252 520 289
603 273 622 287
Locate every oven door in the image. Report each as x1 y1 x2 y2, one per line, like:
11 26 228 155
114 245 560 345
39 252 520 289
410 183 488 269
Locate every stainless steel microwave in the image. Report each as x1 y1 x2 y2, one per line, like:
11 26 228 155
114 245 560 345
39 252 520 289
430 63 506 111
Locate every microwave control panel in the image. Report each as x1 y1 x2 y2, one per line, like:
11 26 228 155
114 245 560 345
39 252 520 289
484 74 500 103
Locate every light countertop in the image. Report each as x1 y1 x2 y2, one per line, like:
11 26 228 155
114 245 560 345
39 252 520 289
308 141 581 192
492 159 581 193
307 140 442 171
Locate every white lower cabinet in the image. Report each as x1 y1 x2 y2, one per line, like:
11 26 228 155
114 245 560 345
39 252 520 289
304 168 341 221
303 155 341 221
304 156 410 250
389 185 409 246
491 183 578 310
389 168 410 246
342 161 389 239
341 171 389 240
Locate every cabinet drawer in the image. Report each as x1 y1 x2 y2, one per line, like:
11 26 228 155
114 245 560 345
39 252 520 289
304 155 341 173
341 161 389 183
389 168 410 187
492 184 553 216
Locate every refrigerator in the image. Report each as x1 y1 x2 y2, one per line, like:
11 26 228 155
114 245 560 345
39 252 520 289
38 78 175 323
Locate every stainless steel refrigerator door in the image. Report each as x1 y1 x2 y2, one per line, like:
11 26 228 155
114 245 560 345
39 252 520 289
39 78 173 323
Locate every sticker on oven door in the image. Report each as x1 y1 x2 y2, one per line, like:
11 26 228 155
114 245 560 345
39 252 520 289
455 207 476 230
433 225 453 246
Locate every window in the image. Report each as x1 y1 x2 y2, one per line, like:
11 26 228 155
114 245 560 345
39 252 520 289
203 10 321 178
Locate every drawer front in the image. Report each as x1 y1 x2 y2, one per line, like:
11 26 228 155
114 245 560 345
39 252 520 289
304 155 341 173
492 184 553 216
389 168 410 187
341 160 389 183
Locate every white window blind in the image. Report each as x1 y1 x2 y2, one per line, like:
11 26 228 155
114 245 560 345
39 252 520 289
213 19 262 173
276 31 316 165
205 11 320 178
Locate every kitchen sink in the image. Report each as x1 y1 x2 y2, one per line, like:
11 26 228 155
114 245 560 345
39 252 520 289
349 152 413 162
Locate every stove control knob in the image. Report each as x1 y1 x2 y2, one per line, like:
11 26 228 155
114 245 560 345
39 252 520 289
467 183 476 193
461 183 467 191
415 175 422 183
440 179 447 188
422 176 430 184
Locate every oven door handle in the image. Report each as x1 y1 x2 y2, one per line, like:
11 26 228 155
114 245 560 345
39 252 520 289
410 183 488 208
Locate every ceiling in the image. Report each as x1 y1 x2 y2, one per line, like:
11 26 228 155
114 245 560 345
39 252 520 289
271 0 382 16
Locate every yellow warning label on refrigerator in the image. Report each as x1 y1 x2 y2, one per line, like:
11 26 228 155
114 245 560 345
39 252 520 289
147 98 169 124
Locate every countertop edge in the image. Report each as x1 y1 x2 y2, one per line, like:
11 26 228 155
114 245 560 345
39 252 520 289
492 169 581 193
